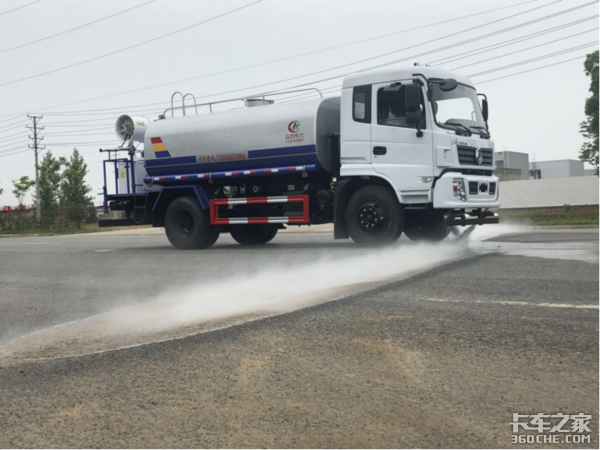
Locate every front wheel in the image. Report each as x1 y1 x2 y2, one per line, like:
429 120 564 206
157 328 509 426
164 197 220 249
229 225 278 245
345 185 404 247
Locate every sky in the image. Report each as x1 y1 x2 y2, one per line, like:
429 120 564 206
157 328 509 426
0 0 597 206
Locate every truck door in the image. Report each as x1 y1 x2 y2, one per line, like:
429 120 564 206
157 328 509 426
370 81 434 198
340 85 372 166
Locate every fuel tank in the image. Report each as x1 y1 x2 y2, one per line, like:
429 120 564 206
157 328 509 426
143 97 341 176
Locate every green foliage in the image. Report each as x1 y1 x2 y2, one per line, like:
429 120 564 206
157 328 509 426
579 51 599 171
12 176 35 206
0 148 95 233
36 151 64 229
61 149 93 229
10 176 35 231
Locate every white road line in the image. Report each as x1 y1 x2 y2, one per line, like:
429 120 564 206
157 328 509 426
95 249 115 253
424 298 599 310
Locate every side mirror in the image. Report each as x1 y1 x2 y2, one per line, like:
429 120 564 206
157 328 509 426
439 78 458 92
406 111 421 126
406 111 423 138
481 98 489 122
404 84 421 112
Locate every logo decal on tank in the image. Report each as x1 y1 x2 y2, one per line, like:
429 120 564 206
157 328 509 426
150 137 171 158
286 120 304 143
288 120 301 133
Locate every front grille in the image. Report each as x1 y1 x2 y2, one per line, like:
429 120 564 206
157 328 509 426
468 181 478 195
457 145 493 166
489 182 496 195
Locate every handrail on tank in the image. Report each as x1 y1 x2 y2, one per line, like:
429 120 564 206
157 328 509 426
161 88 323 118
170 91 185 117
183 93 199 115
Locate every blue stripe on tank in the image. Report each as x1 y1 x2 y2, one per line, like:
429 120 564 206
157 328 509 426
247 145 316 159
145 145 318 176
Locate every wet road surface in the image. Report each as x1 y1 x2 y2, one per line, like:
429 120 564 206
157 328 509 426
0 228 598 447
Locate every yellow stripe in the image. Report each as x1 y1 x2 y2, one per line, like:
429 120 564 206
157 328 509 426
153 143 167 151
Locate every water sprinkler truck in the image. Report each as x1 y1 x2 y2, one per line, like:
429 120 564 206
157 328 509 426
100 65 499 249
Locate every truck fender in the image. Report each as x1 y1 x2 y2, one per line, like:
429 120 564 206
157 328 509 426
152 185 211 212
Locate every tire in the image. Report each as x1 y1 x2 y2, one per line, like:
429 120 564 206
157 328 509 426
404 212 449 242
164 196 220 249
345 185 404 246
230 225 278 245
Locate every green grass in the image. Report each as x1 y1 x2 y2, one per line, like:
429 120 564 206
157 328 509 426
500 205 599 226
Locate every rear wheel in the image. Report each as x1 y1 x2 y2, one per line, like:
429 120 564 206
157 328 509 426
164 197 220 249
345 185 404 246
404 212 449 242
229 225 278 245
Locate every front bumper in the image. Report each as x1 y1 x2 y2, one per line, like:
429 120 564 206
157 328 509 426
433 172 500 209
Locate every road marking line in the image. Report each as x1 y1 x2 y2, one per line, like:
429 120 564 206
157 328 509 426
423 298 598 309
95 249 115 253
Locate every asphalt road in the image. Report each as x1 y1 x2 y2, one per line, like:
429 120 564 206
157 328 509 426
0 228 598 448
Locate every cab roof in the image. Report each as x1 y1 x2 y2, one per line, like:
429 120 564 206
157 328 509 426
342 65 475 89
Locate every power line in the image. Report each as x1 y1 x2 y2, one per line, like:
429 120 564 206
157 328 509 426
0 0 155 55
0 140 29 149
478 54 588 84
0 132 29 143
0 121 28 132
10 0 542 115
43 141 121 145
0 128 29 139
35 0 597 117
0 114 25 125
45 127 113 135
427 15 598 65
43 132 114 138
0 1 263 88
0 0 40 17
467 42 598 77
0 149 29 158
451 31 598 70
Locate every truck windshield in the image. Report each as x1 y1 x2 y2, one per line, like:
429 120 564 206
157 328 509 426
430 83 488 136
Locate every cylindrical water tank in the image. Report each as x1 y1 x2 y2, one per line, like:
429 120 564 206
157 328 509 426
142 97 340 176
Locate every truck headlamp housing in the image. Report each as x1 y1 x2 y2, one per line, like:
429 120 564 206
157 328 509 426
452 178 467 202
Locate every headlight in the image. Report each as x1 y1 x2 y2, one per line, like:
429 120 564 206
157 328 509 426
453 178 467 202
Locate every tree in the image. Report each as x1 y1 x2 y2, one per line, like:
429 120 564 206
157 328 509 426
36 151 64 228
61 148 92 228
12 176 35 207
579 51 599 173
12 176 35 231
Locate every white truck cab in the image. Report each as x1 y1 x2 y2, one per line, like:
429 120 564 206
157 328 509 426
340 65 500 214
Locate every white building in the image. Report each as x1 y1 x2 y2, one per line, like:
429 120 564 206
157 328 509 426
494 151 530 181
529 159 585 180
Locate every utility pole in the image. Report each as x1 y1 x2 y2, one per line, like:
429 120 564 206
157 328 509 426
27 114 45 221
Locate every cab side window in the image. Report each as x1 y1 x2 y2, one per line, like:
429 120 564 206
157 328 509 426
377 84 426 129
353 85 371 124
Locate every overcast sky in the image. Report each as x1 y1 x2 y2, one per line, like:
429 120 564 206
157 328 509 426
0 0 597 205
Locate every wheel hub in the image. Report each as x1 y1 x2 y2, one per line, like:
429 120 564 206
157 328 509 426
173 210 194 237
358 202 386 234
